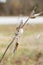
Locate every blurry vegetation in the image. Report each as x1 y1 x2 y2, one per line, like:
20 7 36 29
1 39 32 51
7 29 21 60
0 24 43 65
0 24 43 36
0 0 43 16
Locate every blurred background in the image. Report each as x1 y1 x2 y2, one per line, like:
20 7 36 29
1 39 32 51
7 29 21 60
0 0 43 16
0 0 43 65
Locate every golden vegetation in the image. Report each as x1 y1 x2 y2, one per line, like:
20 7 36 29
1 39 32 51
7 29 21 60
0 24 43 65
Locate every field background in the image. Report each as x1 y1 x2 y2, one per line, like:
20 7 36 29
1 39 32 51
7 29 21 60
0 24 43 65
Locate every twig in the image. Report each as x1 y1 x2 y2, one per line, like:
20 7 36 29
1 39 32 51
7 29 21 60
0 36 16 63
0 17 29 63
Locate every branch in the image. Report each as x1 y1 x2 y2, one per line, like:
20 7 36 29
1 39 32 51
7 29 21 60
0 36 16 63
0 17 29 63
